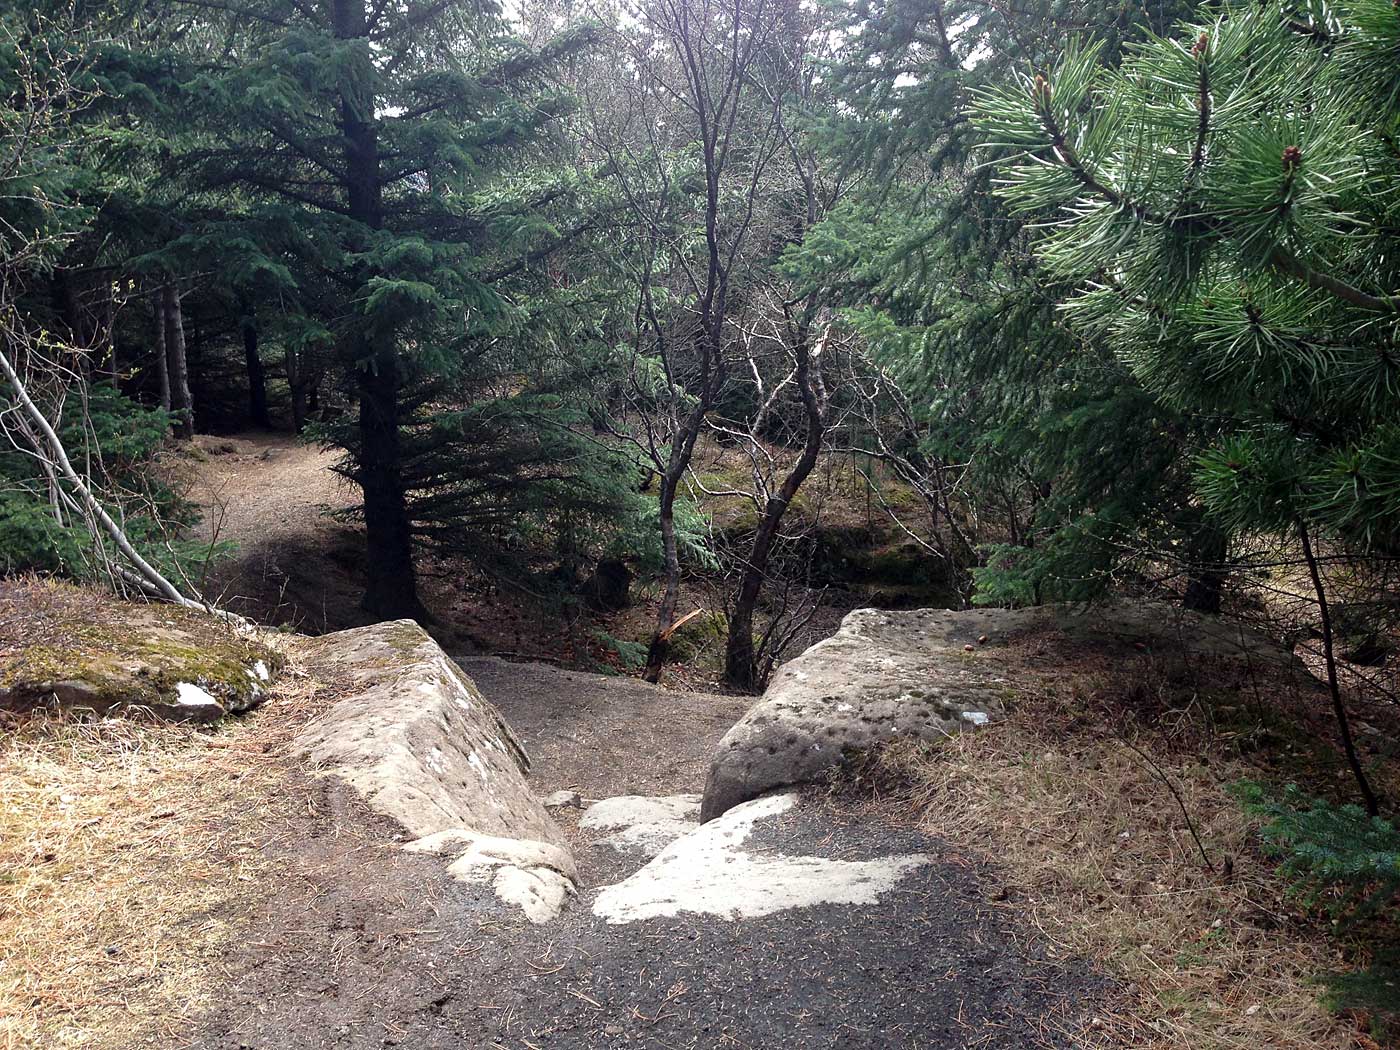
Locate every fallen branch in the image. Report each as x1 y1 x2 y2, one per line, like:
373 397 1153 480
660 607 705 642
0 336 212 614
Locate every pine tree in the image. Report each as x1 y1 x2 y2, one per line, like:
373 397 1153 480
144 0 597 618
976 0 1400 810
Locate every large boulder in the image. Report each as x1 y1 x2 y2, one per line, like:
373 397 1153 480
293 620 574 921
0 579 279 723
294 619 562 846
700 607 1025 821
701 601 1309 822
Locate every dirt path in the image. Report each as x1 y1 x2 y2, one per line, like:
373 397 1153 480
458 657 750 800
180 434 370 633
190 773 1101 1050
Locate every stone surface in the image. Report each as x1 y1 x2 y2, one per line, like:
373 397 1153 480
579 794 700 856
593 793 929 924
405 828 578 924
701 601 1305 821
541 789 584 810
0 585 279 724
701 607 1021 821
293 620 564 848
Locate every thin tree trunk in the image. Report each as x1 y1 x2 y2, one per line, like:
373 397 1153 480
153 290 170 415
643 385 719 682
1298 520 1380 816
724 336 826 691
335 0 420 620
101 296 118 387
644 476 683 681
161 283 193 440
240 304 270 429
0 339 201 610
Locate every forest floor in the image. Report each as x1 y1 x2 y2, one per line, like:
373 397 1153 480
172 430 942 683
4 434 1398 1050
1 596 1105 1050
8 583 1395 1050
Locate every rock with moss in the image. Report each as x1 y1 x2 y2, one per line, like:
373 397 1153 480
0 581 281 723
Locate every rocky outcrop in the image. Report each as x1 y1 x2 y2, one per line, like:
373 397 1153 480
293 620 573 921
0 580 279 723
701 607 1019 821
701 601 1303 821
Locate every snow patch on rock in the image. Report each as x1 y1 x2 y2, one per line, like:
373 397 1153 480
580 794 701 856
175 681 221 715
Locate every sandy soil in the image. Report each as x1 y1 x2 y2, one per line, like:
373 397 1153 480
178 433 371 634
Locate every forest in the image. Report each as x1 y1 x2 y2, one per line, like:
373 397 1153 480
1 0 1399 1047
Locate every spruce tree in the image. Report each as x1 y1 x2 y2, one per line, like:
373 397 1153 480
147 0 595 618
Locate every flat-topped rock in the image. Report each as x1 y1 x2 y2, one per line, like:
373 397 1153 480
0 578 279 723
701 601 1304 821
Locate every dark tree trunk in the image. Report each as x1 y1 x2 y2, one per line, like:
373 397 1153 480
1183 522 1228 614
723 334 826 691
161 283 194 440
334 0 420 620
240 305 271 429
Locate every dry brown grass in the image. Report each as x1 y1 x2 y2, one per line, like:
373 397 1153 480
861 626 1396 1050
0 609 327 1050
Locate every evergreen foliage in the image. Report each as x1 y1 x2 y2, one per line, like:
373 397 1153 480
1238 782 1400 920
975 1 1400 563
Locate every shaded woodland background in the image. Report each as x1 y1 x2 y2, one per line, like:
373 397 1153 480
0 0 1399 1038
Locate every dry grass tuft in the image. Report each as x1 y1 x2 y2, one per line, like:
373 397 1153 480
0 612 328 1050
858 625 1396 1050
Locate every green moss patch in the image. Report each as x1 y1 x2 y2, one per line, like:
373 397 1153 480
0 577 282 722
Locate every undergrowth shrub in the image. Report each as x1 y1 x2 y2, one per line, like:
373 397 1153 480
0 387 199 577
1237 781 1400 1038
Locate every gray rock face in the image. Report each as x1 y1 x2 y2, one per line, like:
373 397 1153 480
701 601 1309 822
701 607 1026 822
293 620 563 848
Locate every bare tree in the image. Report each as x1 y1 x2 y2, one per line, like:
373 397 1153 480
586 0 786 681
0 13 213 613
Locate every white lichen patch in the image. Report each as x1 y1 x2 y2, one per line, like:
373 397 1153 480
580 794 701 856
592 794 928 924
